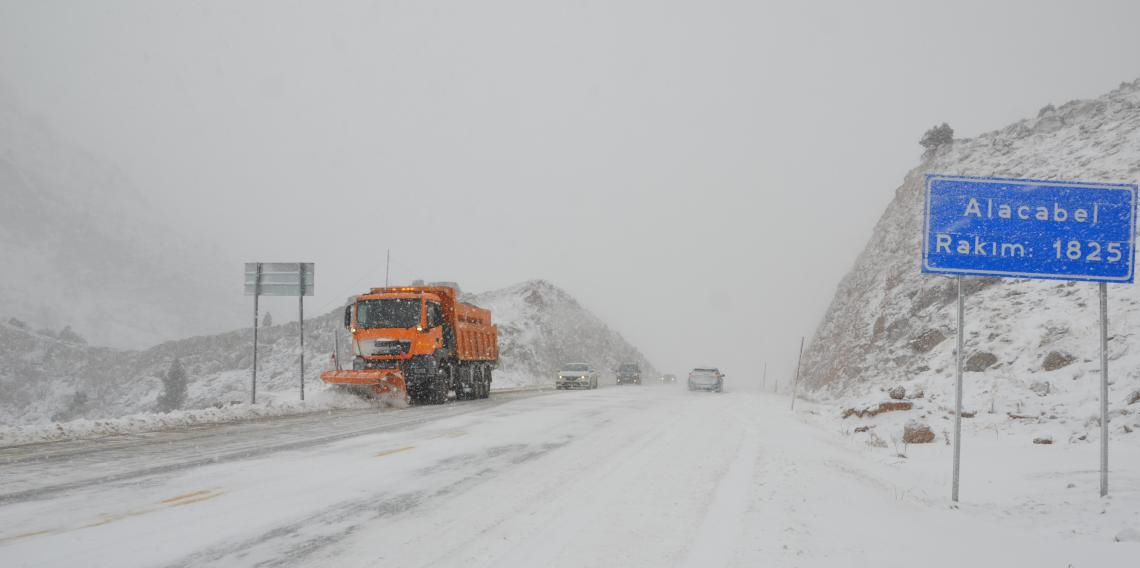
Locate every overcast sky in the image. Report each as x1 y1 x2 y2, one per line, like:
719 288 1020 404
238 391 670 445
3 0 1140 382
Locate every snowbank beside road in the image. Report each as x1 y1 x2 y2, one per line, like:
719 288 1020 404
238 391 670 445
790 391 1140 549
0 383 551 448
0 388 375 447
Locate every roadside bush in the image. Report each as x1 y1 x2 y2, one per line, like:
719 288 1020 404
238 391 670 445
157 358 189 412
51 390 89 422
920 122 954 155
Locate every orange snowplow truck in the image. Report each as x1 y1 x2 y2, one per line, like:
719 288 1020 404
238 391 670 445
320 286 498 405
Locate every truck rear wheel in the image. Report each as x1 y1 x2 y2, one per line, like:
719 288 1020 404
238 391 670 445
478 365 491 399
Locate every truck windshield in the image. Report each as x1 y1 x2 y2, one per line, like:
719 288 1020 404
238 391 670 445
619 364 639 372
356 298 421 329
562 364 589 372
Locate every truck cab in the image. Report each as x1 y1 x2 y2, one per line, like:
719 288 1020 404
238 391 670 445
347 291 450 375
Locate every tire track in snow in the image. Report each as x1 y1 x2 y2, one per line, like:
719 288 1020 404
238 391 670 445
0 393 552 505
678 407 757 568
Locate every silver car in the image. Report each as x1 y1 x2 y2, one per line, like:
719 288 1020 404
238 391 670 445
556 363 599 390
687 368 724 392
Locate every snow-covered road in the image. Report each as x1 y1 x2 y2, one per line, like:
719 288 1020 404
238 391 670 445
0 386 1133 567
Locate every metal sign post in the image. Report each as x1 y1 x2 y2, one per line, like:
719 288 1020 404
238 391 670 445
952 276 964 503
251 263 262 404
245 262 315 402
1099 282 1109 497
923 175 1136 501
790 336 804 411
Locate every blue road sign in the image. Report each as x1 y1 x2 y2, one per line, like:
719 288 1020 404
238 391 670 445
923 175 1137 283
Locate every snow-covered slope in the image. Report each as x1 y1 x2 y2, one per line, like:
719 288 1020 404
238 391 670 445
800 78 1140 445
0 87 244 349
0 280 654 426
465 280 656 386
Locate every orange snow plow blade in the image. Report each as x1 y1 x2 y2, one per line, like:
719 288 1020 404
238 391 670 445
321 369 408 402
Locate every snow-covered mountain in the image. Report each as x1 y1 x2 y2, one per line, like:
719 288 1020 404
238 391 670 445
0 87 245 349
800 78 1140 443
0 279 655 425
465 280 656 385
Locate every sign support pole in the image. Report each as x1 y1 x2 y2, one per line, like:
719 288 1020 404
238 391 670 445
790 336 804 410
299 262 305 402
252 262 261 405
1099 282 1109 497
952 276 964 503
333 314 342 371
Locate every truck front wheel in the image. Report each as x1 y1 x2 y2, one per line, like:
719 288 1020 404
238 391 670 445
427 365 451 405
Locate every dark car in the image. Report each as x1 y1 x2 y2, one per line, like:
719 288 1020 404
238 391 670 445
615 363 641 385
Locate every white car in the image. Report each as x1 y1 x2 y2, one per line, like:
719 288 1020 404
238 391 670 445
687 368 724 392
556 363 599 390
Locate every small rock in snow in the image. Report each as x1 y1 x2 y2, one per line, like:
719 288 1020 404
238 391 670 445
1126 390 1140 405
1042 351 1075 371
965 352 998 372
1114 527 1140 542
1033 436 1054 445
903 420 935 444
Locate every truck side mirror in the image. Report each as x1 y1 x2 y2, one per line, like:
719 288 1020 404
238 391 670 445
343 305 352 329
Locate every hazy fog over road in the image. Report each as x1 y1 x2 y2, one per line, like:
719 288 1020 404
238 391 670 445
3 0 1140 379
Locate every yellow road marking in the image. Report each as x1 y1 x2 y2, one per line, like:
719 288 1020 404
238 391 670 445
167 491 223 507
375 446 415 458
0 489 225 546
0 529 53 545
161 489 214 504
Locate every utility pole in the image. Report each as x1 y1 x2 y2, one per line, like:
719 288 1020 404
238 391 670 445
790 336 805 410
298 262 305 402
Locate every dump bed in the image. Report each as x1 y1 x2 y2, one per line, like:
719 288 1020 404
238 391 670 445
453 301 498 362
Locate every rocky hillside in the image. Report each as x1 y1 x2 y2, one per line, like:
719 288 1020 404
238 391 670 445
801 79 1140 443
0 280 654 425
0 87 245 349
465 280 656 385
